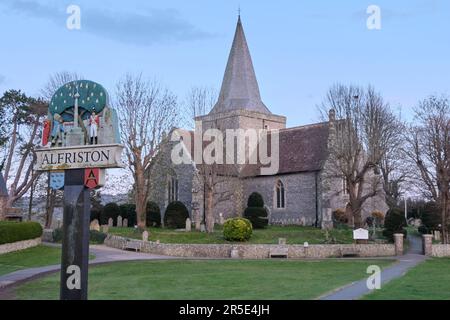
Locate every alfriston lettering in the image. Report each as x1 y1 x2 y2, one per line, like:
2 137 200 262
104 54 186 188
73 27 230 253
41 149 112 166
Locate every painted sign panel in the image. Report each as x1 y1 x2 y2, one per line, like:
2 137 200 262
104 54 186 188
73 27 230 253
49 171 65 190
35 144 124 171
84 168 105 189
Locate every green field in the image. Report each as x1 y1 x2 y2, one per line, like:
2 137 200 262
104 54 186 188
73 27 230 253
364 258 450 300
0 245 95 276
13 259 392 300
0 246 62 276
108 226 355 245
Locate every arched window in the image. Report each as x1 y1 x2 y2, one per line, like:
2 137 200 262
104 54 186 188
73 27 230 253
167 176 179 203
275 180 285 209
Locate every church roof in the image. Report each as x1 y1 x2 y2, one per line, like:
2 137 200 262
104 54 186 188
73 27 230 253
178 121 330 177
240 122 330 177
210 16 271 115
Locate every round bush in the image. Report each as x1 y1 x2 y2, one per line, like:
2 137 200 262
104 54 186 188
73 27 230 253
100 202 120 226
244 207 268 229
247 192 264 208
382 208 407 242
223 218 253 242
0 221 43 245
90 230 107 244
146 201 161 227
119 203 137 227
164 201 189 229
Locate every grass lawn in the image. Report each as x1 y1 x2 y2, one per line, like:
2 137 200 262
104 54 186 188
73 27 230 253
364 258 450 300
0 245 96 276
14 259 392 300
0 245 62 276
108 225 355 245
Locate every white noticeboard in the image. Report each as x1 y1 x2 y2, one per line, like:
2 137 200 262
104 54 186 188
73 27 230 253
353 228 369 240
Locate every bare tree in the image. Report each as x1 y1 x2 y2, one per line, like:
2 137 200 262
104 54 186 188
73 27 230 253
0 90 47 219
320 84 399 228
404 95 450 244
183 86 217 129
115 74 178 229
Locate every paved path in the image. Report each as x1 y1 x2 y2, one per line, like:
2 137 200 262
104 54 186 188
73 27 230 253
0 243 176 289
319 235 427 300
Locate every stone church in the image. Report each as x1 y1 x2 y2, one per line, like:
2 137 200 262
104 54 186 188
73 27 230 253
148 16 388 228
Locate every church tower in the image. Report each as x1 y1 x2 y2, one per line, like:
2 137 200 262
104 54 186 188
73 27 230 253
196 16 286 131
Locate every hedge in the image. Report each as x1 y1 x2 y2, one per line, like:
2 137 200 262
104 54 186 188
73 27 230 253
100 202 121 226
146 201 161 227
164 201 189 229
52 228 107 244
244 207 268 229
383 208 407 242
0 221 43 245
119 203 137 227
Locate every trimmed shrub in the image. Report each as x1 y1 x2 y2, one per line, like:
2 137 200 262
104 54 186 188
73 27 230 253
247 192 264 208
119 204 137 227
418 225 430 235
365 216 375 228
164 201 189 229
146 201 161 228
0 221 43 245
100 202 120 226
244 207 268 229
90 230 107 244
382 208 407 242
52 228 107 244
223 218 252 242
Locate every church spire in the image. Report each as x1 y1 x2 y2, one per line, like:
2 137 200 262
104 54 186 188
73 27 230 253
210 16 271 115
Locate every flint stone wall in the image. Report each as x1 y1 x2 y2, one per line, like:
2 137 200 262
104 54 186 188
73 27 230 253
431 244 450 257
0 238 42 255
104 235 395 259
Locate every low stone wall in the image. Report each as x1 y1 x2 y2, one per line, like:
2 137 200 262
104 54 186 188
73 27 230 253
0 238 42 255
104 235 396 259
431 244 450 257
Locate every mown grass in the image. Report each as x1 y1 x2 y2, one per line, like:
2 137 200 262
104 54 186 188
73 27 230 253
363 258 450 300
108 225 354 245
15 259 392 300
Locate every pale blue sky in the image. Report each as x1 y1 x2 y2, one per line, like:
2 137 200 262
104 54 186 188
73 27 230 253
0 0 449 127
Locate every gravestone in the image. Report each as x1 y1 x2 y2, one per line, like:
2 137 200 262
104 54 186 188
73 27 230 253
108 218 113 227
117 216 122 228
101 225 109 233
219 213 224 225
278 238 287 245
142 230 149 242
185 218 192 232
89 219 100 232
123 218 128 228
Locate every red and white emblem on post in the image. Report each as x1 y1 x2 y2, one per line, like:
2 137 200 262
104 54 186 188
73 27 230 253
84 168 105 189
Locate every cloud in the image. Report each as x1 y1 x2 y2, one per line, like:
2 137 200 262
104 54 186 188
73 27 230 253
0 0 214 46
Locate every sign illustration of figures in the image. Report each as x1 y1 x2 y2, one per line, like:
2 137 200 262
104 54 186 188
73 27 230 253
34 80 123 300
51 114 65 147
89 110 100 145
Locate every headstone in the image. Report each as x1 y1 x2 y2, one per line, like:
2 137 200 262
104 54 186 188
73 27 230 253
101 225 109 233
123 218 128 228
117 216 122 228
219 213 224 225
200 223 206 232
353 228 369 240
278 238 287 245
108 218 113 227
142 230 149 242
230 247 240 259
185 218 192 232
89 219 100 231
